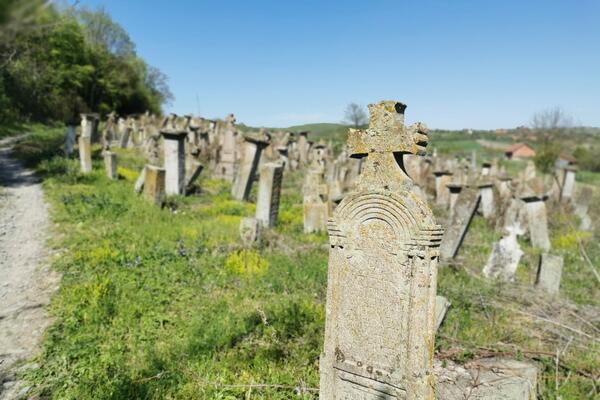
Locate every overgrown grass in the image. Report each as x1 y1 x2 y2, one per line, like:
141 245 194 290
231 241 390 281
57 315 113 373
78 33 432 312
9 127 600 399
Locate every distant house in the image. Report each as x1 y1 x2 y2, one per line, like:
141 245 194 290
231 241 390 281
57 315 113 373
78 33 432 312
505 143 535 159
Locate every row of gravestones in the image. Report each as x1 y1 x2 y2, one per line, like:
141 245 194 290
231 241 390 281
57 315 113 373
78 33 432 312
69 103 593 399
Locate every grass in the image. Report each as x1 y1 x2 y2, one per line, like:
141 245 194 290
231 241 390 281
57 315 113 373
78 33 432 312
8 127 600 399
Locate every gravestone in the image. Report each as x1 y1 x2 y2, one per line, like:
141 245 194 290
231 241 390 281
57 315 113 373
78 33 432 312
143 165 165 205
446 183 463 216
231 133 270 201
560 166 577 203
482 226 524 281
80 113 99 142
64 125 76 156
185 161 204 194
535 253 563 295
239 217 260 247
497 175 513 200
297 131 310 165
439 187 480 260
433 170 452 207
255 162 284 227
160 129 187 196
303 170 330 233
320 100 443 399
481 161 491 176
104 151 117 180
574 186 593 231
219 114 237 181
435 295 451 332
435 358 538 400
519 181 550 251
478 181 495 219
78 135 92 174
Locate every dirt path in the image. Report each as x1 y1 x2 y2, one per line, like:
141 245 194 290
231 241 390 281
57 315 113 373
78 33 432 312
0 135 60 399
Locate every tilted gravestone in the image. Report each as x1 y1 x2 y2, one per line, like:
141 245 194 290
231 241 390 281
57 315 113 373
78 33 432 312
560 166 577 203
435 295 451 332
535 253 563 295
320 101 443 400
477 181 495 219
574 186 593 231
160 129 188 196
255 162 284 227
439 187 480 260
231 133 270 201
143 165 165 206
239 217 260 247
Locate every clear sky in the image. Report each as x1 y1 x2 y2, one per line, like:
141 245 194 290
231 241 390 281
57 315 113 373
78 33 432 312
79 0 599 129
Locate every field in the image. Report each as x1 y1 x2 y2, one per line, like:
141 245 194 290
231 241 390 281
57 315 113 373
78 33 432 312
8 126 600 399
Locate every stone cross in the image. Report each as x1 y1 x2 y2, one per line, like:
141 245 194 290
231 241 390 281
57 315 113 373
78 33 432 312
255 162 284 227
160 129 188 196
231 133 270 201
320 101 443 400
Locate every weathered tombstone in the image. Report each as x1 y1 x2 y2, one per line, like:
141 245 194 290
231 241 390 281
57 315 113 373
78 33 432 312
446 183 463 216
78 135 92 174
219 114 237 181
519 181 550 251
80 113 99 142
574 186 593 231
64 124 76 156
255 162 284 227
185 161 204 194
481 161 491 176
320 100 443 399
231 133 270 201
478 181 495 219
435 358 538 400
143 165 165 205
435 295 451 332
297 131 310 166
433 170 452 207
535 253 563 295
497 175 513 200
160 129 187 196
303 170 329 233
482 226 524 281
104 151 117 180
239 217 260 247
470 149 477 170
440 187 481 260
560 166 577 203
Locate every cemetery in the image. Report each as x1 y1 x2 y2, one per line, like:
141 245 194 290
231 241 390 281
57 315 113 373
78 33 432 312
0 2 599 400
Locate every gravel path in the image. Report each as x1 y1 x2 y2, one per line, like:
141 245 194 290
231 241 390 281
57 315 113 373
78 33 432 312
0 135 59 399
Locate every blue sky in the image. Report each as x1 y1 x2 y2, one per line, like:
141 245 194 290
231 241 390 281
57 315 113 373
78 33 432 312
79 0 600 129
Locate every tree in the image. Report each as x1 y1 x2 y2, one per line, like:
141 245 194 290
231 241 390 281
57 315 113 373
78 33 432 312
343 102 368 127
530 106 573 173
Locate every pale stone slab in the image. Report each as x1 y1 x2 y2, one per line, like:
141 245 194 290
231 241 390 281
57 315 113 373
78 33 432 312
435 295 451 332
143 165 165 205
535 253 563 295
440 188 480 260
231 135 270 201
255 162 284 227
478 183 495 219
161 130 187 196
103 151 117 180
560 167 576 203
320 101 443 400
435 358 538 400
303 170 329 233
239 217 260 247
523 199 550 251
78 136 92 174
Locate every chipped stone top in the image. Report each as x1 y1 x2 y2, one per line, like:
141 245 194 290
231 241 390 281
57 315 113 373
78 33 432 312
160 129 188 140
347 101 429 158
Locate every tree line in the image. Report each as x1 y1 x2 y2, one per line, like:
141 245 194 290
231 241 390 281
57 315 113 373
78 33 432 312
0 0 172 124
